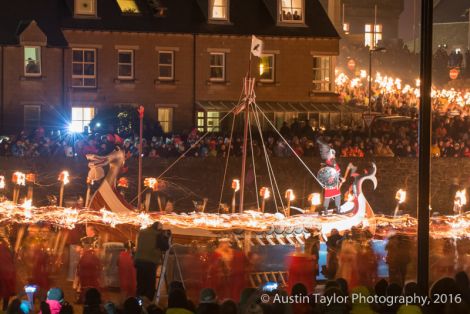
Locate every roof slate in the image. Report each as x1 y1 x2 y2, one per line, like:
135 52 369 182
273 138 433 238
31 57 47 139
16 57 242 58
0 0 339 47
434 0 470 23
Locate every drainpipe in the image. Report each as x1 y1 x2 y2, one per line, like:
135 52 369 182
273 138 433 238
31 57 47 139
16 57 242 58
0 46 4 133
62 47 66 126
192 33 197 129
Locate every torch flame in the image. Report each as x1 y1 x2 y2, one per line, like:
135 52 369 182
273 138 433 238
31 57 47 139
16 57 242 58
59 171 70 185
396 189 406 204
285 189 295 201
455 189 467 207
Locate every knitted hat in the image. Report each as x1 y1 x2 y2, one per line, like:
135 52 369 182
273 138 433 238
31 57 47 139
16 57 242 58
47 288 64 302
199 288 217 304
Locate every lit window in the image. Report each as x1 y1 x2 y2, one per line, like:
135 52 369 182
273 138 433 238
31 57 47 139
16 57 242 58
343 23 350 34
75 0 96 16
197 111 220 132
157 108 173 133
197 112 205 132
312 56 331 91
158 51 174 80
24 46 41 76
207 111 220 131
71 107 95 132
23 105 41 127
259 54 275 82
280 0 303 23
118 50 134 79
364 24 382 48
209 52 225 81
72 49 96 88
116 0 140 14
209 0 228 20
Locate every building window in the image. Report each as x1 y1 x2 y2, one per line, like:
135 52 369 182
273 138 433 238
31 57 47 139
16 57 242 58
209 52 225 81
259 54 275 82
118 50 134 79
24 47 41 76
71 107 95 132
158 51 174 80
157 108 173 133
75 0 96 16
209 0 229 20
72 49 96 88
364 24 383 48
197 111 220 132
23 105 41 127
279 0 303 22
116 0 140 14
312 56 331 91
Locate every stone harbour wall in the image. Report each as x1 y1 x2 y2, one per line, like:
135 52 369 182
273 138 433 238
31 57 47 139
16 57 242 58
0 157 469 215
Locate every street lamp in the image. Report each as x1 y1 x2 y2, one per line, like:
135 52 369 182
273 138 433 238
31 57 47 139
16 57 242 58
368 46 386 114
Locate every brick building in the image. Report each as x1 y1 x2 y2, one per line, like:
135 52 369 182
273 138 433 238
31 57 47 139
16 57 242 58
0 0 342 134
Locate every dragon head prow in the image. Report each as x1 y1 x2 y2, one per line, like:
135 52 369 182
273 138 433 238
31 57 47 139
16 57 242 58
357 162 378 194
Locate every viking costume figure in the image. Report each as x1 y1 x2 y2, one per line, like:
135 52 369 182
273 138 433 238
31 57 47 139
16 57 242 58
317 140 344 213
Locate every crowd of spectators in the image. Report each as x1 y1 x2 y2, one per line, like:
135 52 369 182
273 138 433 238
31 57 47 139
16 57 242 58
3 225 470 314
1 103 469 159
337 41 470 86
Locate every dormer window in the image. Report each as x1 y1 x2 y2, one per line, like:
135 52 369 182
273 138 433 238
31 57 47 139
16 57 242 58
279 0 304 23
209 0 229 21
117 0 140 14
75 0 97 16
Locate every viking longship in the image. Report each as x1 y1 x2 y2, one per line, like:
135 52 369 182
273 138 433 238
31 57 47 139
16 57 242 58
82 36 378 244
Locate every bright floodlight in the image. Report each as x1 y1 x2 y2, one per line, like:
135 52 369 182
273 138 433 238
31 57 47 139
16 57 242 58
68 122 82 133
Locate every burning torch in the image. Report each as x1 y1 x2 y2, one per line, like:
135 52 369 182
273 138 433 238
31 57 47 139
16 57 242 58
0 175 5 200
12 171 25 204
85 176 93 208
394 189 406 217
259 187 270 213
117 177 129 198
25 172 36 202
454 189 467 215
144 177 158 211
308 193 321 213
285 189 295 216
231 179 240 213
58 171 70 207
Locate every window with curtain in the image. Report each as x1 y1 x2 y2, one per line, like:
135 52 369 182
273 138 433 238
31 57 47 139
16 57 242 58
118 50 134 79
72 49 96 87
279 0 303 22
259 54 275 82
364 24 383 48
209 0 228 20
71 107 95 132
312 56 331 91
157 108 174 133
158 51 174 80
24 46 41 76
209 52 225 81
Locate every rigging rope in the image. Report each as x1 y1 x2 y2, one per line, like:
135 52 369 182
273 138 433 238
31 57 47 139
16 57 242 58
253 103 326 189
218 109 236 213
252 104 283 212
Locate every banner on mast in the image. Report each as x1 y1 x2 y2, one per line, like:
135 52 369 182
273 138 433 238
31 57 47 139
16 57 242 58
251 35 263 57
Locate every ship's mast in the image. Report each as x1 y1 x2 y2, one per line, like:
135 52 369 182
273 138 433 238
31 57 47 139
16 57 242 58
239 53 254 213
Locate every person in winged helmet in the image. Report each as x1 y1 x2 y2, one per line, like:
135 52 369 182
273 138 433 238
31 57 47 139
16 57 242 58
317 139 344 214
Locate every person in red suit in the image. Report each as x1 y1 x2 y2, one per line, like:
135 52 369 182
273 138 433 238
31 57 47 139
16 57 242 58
76 226 101 303
286 245 316 294
118 241 136 299
206 238 247 300
0 238 16 311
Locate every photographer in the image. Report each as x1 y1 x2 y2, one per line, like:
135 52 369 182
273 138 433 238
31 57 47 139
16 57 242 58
134 222 171 300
